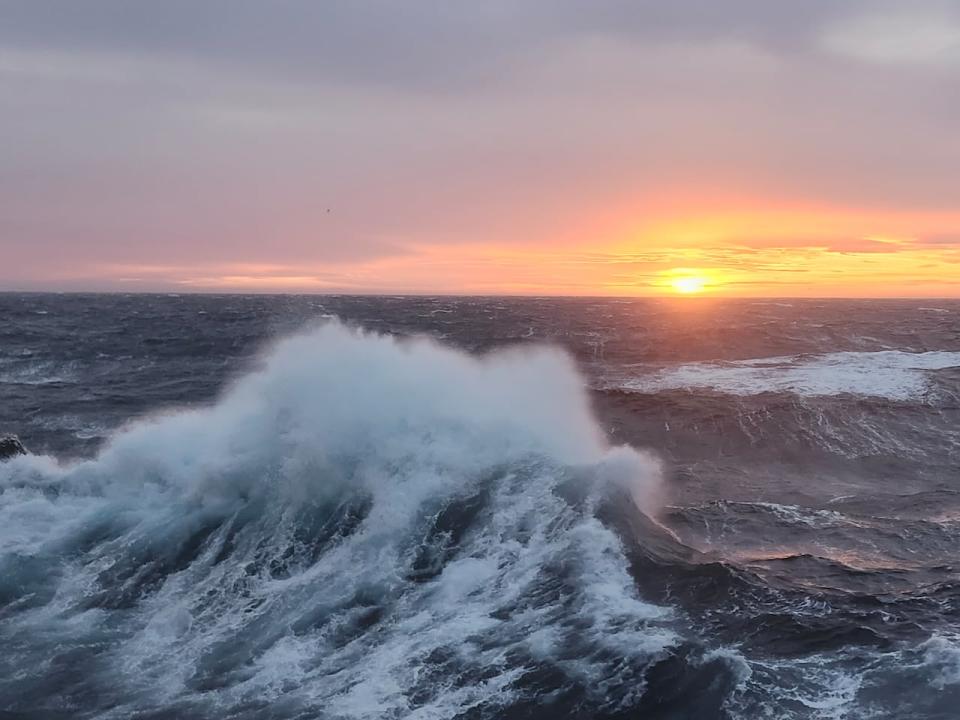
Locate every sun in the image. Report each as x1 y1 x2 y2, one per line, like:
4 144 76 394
671 276 707 294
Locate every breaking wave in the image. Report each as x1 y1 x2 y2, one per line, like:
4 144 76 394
618 351 960 401
0 323 670 719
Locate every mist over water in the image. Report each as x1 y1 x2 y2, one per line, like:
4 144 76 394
2 294 960 719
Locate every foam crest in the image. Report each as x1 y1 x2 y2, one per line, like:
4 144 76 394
620 350 960 400
35 323 629 499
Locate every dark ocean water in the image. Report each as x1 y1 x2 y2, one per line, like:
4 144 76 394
2 293 960 719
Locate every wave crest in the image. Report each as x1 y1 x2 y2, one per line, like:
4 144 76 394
0 323 669 719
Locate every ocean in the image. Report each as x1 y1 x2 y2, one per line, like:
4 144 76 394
1 293 959 719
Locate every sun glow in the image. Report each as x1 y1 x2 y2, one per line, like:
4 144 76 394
671 276 707 294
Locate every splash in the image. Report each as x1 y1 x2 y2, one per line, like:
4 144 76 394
0 322 668 719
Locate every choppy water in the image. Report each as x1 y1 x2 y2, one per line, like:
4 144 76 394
2 293 960 719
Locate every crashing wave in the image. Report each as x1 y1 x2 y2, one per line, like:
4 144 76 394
0 322 671 719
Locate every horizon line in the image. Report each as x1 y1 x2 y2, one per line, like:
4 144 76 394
2 289 959 302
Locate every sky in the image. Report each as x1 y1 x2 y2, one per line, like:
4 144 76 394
2 0 959 297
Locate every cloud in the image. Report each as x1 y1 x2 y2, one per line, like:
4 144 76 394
819 7 960 67
0 2 846 87
1 1 959 294
823 238 908 254
726 235 907 253
912 234 960 247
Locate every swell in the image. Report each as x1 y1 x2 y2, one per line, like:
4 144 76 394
596 386 960 492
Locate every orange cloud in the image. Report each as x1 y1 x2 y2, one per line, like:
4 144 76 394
18 194 960 297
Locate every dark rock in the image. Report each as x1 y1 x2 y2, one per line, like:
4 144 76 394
0 435 27 460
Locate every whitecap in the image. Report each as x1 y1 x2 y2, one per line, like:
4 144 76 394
619 350 960 400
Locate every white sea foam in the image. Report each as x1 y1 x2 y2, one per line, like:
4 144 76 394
917 635 960 689
619 350 960 400
0 322 669 719
0 358 78 386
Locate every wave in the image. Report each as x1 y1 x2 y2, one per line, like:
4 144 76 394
617 350 960 400
0 323 670 719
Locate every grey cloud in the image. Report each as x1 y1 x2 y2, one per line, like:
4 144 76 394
0 1 890 91
1 0 959 290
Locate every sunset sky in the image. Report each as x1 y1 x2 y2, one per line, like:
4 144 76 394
2 1 960 296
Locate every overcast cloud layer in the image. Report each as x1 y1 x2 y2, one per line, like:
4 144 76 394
1 1 959 293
